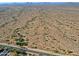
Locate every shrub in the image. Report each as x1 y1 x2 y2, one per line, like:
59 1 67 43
16 38 28 46
67 50 73 54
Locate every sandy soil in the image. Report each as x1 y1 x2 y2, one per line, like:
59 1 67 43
0 6 79 55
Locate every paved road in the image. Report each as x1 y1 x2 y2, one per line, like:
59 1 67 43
0 43 67 56
0 48 10 56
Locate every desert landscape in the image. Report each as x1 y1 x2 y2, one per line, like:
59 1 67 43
0 2 79 56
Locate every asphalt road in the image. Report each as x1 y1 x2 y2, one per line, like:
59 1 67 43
0 48 10 56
